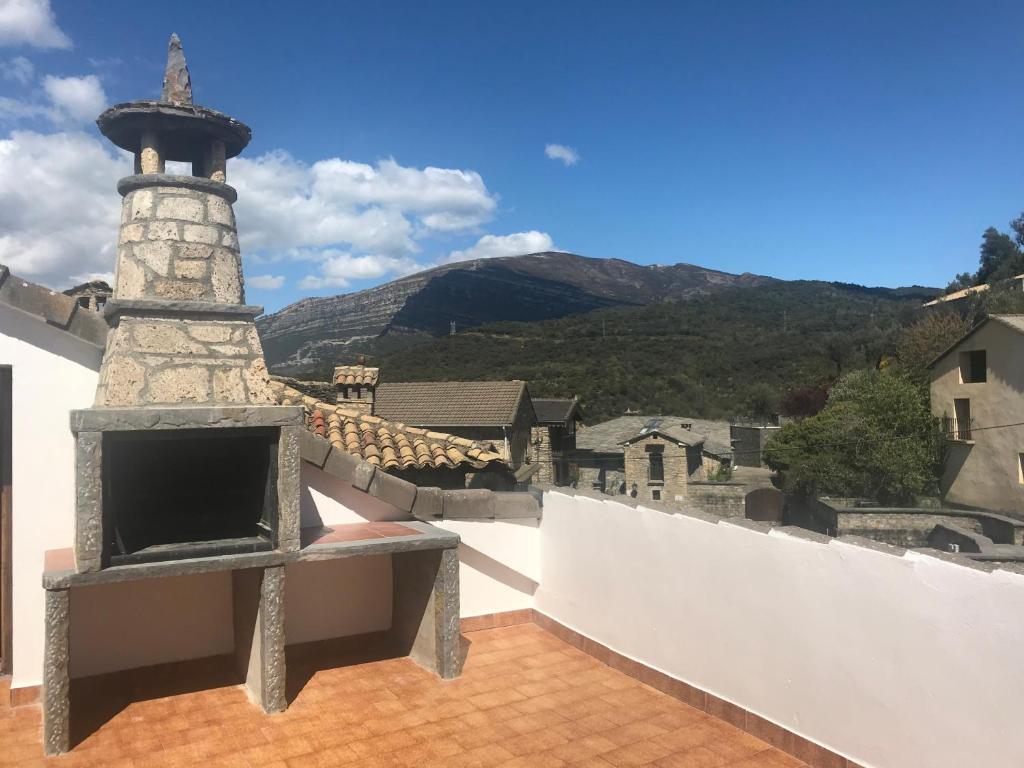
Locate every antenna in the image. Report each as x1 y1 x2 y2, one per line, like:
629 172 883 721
450 320 456 336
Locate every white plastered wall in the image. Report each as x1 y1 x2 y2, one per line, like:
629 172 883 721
2 305 103 689
435 517 539 617
535 490 1024 768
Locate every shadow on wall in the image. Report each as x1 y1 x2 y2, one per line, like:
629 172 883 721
299 463 408 527
458 542 538 596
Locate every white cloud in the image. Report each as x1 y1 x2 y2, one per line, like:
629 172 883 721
298 250 421 290
231 151 497 259
247 274 286 290
443 231 555 264
0 0 70 49
3 54 32 83
42 74 105 123
0 130 124 287
545 143 580 166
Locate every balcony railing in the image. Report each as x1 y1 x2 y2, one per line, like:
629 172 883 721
943 416 973 441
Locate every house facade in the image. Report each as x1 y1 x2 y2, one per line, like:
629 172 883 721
530 398 582 485
930 314 1024 518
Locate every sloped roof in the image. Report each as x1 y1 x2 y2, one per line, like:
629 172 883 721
375 380 534 427
927 314 1024 368
533 398 582 425
576 414 733 457
333 364 379 387
621 419 706 448
271 379 504 470
0 265 108 348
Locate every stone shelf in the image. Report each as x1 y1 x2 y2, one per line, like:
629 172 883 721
40 520 461 755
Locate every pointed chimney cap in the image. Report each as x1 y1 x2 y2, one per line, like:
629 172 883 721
161 33 192 104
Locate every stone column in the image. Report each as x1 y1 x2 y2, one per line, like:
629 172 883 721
391 547 461 679
276 427 301 552
233 566 286 713
74 432 103 573
43 588 71 755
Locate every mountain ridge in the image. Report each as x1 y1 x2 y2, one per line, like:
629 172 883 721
257 251 938 374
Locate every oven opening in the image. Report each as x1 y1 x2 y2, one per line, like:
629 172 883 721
103 427 278 566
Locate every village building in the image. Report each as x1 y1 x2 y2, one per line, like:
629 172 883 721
929 314 1024 518
530 397 583 485
333 362 378 413
373 379 537 488
572 413 733 498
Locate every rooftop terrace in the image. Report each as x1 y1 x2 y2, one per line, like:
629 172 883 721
0 624 808 768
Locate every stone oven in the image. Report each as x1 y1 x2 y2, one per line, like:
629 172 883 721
70 33 302 572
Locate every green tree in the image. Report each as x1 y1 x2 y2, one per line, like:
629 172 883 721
895 312 970 385
976 227 1023 285
763 370 942 503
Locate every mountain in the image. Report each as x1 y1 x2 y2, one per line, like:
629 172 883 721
257 252 784 373
374 280 941 422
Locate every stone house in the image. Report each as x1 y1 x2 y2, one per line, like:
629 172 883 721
374 380 536 489
929 314 1024 518
530 398 583 486
572 413 732 497
621 420 717 505
61 280 112 313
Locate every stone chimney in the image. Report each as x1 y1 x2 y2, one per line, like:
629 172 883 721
333 358 378 414
69 34 302 574
93 33 273 407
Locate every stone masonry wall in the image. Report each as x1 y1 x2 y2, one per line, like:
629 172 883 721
623 436 689 505
532 425 554 485
95 317 275 406
115 182 243 303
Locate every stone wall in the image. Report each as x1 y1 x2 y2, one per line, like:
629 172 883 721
684 482 747 518
115 179 243 304
623 435 689 505
95 317 275 406
531 425 554 485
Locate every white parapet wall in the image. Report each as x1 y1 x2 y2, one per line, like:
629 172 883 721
534 490 1024 768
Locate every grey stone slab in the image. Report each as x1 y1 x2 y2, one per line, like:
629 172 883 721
351 460 376 492
43 589 70 755
411 487 443 521
276 427 301 553
369 470 417 512
103 299 263 322
233 567 286 714
775 525 833 545
492 493 542 520
74 432 103 573
71 405 303 433
298 430 330 468
117 174 239 202
297 527 459 562
44 550 287 589
834 534 908 557
442 489 495 520
721 517 774 534
915 547 998 573
321 445 359 483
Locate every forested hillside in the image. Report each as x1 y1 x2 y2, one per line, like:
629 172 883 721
368 281 933 422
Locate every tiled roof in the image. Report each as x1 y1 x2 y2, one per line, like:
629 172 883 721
576 414 733 457
532 398 582 425
270 379 504 470
375 380 533 427
333 364 379 387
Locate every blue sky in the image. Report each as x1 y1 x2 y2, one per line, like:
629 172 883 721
2 1 1024 312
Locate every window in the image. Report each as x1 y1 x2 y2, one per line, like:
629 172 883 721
959 350 987 383
77 297 90 308
1018 454 1024 485
953 398 972 440
651 489 661 501
648 451 664 482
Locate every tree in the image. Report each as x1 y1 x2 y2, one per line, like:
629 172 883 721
779 386 828 418
895 312 970 385
764 370 943 503
976 227 1023 285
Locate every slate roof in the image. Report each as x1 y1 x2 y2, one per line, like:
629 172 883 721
333 364 379 387
374 380 534 427
621 419 706 448
271 379 504 470
0 265 109 349
576 414 733 457
533 398 582 425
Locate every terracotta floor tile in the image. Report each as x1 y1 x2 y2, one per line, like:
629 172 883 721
0 624 808 768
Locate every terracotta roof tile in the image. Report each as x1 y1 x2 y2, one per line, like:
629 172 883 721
333 364 379 387
271 379 504 471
